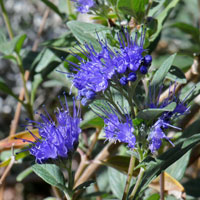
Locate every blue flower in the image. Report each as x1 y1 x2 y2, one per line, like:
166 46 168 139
148 119 177 153
19 96 81 164
95 103 136 149
72 0 95 13
147 83 190 153
67 29 152 105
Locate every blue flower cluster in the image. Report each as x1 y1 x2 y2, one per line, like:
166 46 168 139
22 97 81 164
148 84 189 153
71 0 95 13
95 103 136 149
69 29 152 105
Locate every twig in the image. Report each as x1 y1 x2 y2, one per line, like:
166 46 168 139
160 172 165 200
32 8 50 51
159 54 200 103
129 167 145 200
75 128 101 183
122 155 136 200
74 142 120 188
52 186 63 200
0 147 16 185
0 0 14 39
93 174 102 200
9 7 50 136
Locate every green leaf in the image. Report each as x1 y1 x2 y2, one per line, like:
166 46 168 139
183 178 200 198
81 111 104 129
67 21 109 51
117 0 148 22
166 66 187 84
15 34 27 54
129 133 200 199
16 167 33 182
41 0 65 19
151 54 176 89
166 150 191 181
32 164 66 190
150 0 180 42
74 180 95 191
145 193 160 200
0 78 23 104
171 22 200 43
108 167 135 199
0 34 26 55
35 48 61 72
137 102 177 120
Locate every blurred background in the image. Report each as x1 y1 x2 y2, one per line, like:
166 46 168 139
0 0 200 199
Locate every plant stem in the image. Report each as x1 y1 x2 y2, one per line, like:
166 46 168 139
67 0 73 16
129 167 145 200
0 0 14 39
122 155 136 200
160 172 165 200
64 191 72 200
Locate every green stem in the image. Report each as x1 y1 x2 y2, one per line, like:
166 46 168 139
0 0 14 39
67 160 73 191
64 191 72 200
0 0 33 119
122 155 136 200
129 167 145 200
67 0 73 16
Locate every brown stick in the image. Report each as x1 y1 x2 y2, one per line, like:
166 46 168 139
159 54 200 103
160 172 165 200
74 142 120 188
9 8 50 136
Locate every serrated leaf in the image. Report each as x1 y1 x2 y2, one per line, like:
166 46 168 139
137 102 177 120
32 164 66 190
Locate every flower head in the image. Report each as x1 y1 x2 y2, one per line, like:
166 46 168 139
68 29 152 105
72 0 95 13
19 96 81 164
95 103 136 149
147 83 191 153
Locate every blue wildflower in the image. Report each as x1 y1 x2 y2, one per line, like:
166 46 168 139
18 96 81 164
147 83 191 153
72 0 95 13
67 29 152 105
94 103 136 149
148 119 178 153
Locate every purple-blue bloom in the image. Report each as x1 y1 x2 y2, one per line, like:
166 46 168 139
68 29 152 105
147 83 190 153
21 97 81 164
148 119 177 153
72 0 95 13
95 103 136 149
